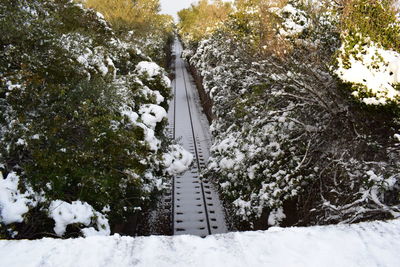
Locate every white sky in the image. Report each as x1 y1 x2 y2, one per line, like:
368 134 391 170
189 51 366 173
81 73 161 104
160 0 199 21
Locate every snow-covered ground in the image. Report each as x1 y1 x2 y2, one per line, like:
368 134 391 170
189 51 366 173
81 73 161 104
1 219 399 267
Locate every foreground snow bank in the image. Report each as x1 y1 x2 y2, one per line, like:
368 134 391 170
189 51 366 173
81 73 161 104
1 219 399 267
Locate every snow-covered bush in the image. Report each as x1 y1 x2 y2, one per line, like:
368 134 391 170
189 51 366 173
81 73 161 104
335 0 400 107
271 1 309 37
48 200 110 237
80 0 175 68
183 0 400 229
189 33 320 227
0 172 39 226
0 0 189 239
336 37 400 105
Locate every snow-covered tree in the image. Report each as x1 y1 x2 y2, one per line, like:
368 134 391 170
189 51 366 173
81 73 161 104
181 0 400 229
0 0 190 239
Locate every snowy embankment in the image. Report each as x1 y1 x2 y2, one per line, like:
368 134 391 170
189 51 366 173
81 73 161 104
1 219 399 267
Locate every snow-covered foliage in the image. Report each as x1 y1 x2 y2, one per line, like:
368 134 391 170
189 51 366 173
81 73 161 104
80 0 175 68
48 200 110 237
163 145 194 175
0 0 189 238
335 36 400 106
268 207 286 226
190 33 318 225
271 2 309 37
0 172 38 225
183 0 400 229
136 61 171 88
334 0 400 107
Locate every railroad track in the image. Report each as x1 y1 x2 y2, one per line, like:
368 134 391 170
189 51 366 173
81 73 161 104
167 38 227 237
